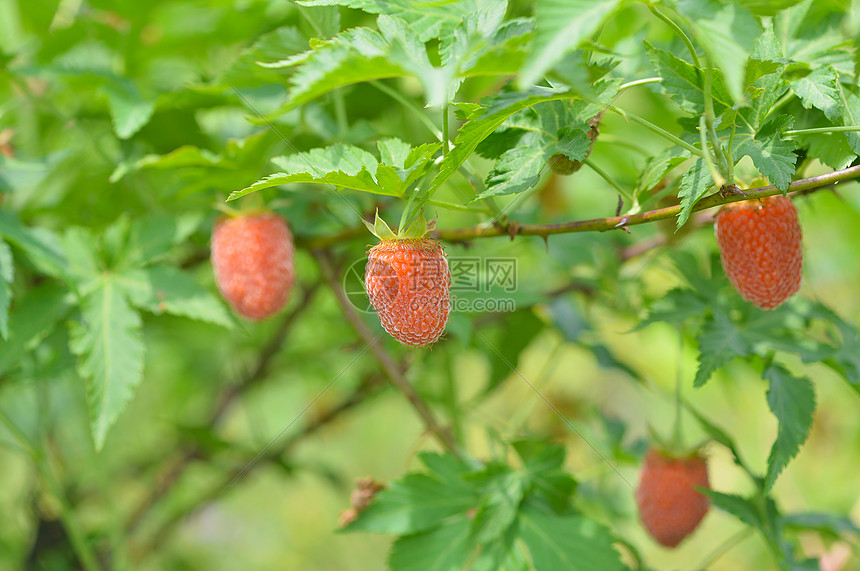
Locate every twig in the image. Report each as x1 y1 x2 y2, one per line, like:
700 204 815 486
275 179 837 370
124 284 319 536
286 166 860 248
431 165 860 242
313 249 460 456
131 370 388 561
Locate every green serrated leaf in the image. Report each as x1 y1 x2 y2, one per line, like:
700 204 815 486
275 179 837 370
645 42 731 115
676 159 714 229
793 128 857 170
694 309 750 387
678 0 762 104
118 265 235 328
469 467 523 543
0 238 12 339
387 517 472 571
102 80 156 140
685 402 753 475
637 287 708 329
734 115 797 191
230 144 396 199
62 227 103 286
518 0 622 88
298 0 494 42
763 364 815 491
792 66 840 120
517 503 626 571
513 440 577 511
430 87 575 195
703 490 763 528
0 211 69 280
68 278 145 450
345 471 478 535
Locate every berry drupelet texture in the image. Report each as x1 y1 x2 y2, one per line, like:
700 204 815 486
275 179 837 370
211 212 295 320
365 238 451 347
716 195 802 310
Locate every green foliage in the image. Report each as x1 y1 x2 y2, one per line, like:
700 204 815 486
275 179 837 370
2 0 860 568
345 443 625 571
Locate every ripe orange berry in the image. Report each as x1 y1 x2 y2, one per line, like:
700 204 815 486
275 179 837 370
364 238 451 347
636 448 710 548
211 212 295 320
715 195 802 310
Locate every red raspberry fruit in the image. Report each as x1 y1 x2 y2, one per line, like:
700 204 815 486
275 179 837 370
364 238 451 347
636 448 710 548
211 212 295 320
715 195 802 310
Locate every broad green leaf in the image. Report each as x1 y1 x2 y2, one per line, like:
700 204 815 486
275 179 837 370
694 309 751 387
217 26 307 88
0 284 72 376
685 403 754 475
637 287 709 329
62 227 101 282
518 504 626 571
345 471 478 535
387 518 473 571
791 66 840 120
733 116 798 191
814 306 860 388
230 143 396 199
441 16 531 81
376 15 445 106
260 25 408 114
377 137 413 168
125 214 201 267
793 123 857 170
676 159 714 230
518 0 622 88
298 0 498 42
469 524 529 571
118 265 235 328
0 211 69 280
645 42 731 115
836 81 860 154
677 0 762 104
775 0 855 71
481 126 590 198
763 365 815 491
703 490 763 528
740 31 788 129
513 440 577 511
111 146 222 183
0 238 11 339
68 278 145 450
102 80 156 140
736 0 804 16
429 86 575 194
635 149 687 194
469 467 524 543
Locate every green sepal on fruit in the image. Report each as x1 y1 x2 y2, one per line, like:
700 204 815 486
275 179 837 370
363 210 450 347
361 209 436 241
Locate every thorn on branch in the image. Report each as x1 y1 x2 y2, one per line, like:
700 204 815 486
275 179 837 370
719 184 745 198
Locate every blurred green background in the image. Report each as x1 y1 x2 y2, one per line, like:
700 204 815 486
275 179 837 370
1 0 859 569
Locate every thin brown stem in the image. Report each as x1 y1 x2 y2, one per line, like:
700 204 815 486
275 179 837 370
288 166 860 247
313 249 460 456
130 370 388 562
124 284 319 536
431 165 860 242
